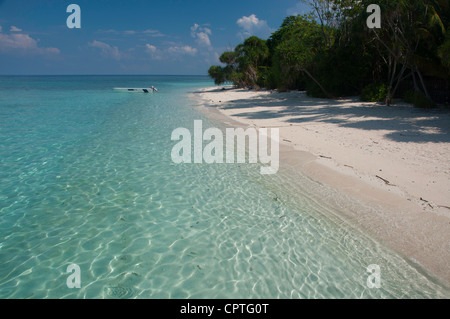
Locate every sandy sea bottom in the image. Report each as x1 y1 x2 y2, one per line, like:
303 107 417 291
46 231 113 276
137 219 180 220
0 76 448 298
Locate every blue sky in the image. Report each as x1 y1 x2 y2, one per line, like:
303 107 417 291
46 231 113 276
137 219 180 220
0 0 310 75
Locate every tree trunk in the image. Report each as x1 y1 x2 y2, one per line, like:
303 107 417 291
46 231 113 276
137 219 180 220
416 67 431 100
390 63 408 103
411 70 419 91
385 58 398 105
301 68 334 99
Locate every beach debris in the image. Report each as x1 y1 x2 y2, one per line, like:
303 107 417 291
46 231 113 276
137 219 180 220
376 175 396 186
283 139 292 143
419 197 436 209
344 164 354 169
437 205 450 210
273 193 280 202
319 155 332 159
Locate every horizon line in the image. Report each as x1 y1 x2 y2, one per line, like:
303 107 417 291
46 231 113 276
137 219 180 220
0 74 210 77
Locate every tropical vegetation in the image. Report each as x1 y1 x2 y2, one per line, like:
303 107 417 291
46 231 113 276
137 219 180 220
208 0 450 107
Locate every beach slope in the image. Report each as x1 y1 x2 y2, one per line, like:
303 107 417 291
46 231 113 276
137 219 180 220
194 87 450 285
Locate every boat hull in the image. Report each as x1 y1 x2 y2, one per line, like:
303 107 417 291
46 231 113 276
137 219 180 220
113 88 156 93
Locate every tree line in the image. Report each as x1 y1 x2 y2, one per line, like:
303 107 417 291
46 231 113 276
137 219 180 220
208 0 450 107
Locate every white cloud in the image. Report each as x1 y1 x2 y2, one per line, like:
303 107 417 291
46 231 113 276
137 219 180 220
145 43 163 60
145 43 164 60
190 23 212 47
142 29 164 37
10 26 22 32
89 40 121 60
236 14 274 39
145 44 157 53
196 32 211 47
98 29 164 37
0 33 59 55
168 45 197 56
190 24 199 37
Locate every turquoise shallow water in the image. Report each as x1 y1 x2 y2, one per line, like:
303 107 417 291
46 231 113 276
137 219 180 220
0 75 448 299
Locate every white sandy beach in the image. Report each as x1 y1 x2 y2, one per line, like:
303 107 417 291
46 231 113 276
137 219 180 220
194 87 450 285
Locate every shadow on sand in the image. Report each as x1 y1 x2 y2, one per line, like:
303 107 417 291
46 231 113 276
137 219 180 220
199 89 450 144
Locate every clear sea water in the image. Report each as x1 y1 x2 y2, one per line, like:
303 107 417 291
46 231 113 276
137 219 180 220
0 75 448 299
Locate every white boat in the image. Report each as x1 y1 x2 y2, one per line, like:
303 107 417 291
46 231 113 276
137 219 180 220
113 88 158 93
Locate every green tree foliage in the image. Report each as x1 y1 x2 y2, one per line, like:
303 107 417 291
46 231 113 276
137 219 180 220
208 0 450 105
439 28 450 68
208 65 225 85
208 37 269 88
235 36 270 87
268 16 324 91
364 0 449 104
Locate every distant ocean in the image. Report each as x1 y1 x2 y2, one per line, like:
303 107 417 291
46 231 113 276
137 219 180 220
0 75 448 298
